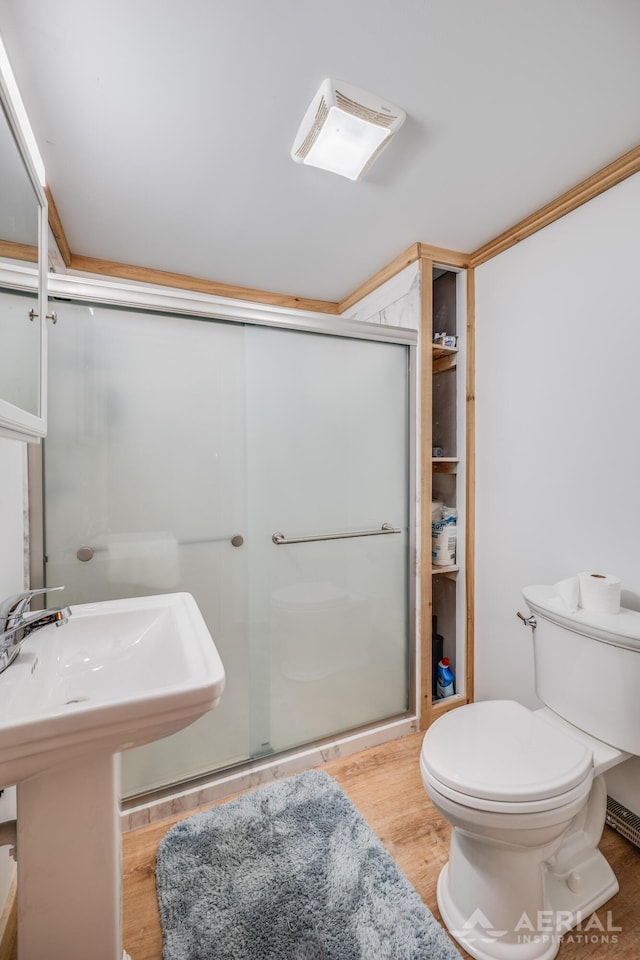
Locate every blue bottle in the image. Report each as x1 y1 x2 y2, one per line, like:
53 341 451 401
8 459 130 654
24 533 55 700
436 657 455 699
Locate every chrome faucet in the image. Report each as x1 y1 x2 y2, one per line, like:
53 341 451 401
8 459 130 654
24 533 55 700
0 587 72 675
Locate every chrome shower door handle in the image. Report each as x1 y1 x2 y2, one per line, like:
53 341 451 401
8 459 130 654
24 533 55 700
76 534 245 561
272 523 401 545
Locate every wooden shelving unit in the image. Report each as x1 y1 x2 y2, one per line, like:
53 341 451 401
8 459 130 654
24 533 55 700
421 262 473 729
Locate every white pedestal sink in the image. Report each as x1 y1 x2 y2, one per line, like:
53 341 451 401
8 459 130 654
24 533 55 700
0 592 225 960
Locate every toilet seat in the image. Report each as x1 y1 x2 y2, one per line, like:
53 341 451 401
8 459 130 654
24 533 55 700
421 760 593 820
421 699 594 815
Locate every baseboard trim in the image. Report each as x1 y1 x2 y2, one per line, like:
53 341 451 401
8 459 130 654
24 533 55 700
121 715 419 832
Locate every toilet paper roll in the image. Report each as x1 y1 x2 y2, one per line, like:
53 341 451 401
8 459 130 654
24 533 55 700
554 576 579 613
578 571 621 614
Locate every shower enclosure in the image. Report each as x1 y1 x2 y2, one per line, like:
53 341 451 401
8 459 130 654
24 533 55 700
39 296 414 798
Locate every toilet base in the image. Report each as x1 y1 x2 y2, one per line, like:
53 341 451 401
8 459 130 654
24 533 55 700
544 848 619 932
437 848 619 960
437 864 560 960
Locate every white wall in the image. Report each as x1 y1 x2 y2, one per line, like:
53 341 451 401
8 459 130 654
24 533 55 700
0 435 26 906
474 171 640 707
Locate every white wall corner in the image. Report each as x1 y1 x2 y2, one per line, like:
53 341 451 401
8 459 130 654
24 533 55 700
340 262 420 328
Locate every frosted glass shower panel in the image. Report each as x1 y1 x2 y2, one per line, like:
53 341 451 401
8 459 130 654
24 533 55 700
246 327 409 755
45 303 251 792
44 304 412 795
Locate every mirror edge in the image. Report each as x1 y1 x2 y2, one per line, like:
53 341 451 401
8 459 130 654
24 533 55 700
0 39 48 441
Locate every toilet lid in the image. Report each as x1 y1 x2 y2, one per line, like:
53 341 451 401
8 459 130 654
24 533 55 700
422 700 593 803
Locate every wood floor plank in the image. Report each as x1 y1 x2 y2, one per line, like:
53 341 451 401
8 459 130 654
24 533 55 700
122 732 640 960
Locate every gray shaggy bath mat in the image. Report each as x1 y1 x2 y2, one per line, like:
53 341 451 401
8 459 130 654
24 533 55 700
156 769 461 960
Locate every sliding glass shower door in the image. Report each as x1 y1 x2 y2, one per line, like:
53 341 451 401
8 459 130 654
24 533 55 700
44 304 251 789
245 324 409 757
43 301 410 797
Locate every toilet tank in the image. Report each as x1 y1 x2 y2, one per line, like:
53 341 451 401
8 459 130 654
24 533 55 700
523 585 640 756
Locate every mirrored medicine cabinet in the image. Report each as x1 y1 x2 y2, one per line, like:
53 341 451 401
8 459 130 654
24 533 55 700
0 58 48 440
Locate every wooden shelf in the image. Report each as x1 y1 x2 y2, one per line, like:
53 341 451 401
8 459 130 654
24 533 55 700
432 344 457 374
432 457 458 473
431 694 469 716
432 343 458 359
432 564 459 576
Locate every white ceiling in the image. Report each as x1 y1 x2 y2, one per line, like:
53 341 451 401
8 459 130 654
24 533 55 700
1 0 639 303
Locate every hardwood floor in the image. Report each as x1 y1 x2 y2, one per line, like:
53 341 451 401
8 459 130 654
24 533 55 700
122 732 640 960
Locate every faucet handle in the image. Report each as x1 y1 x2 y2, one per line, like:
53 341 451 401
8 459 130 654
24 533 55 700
0 586 65 627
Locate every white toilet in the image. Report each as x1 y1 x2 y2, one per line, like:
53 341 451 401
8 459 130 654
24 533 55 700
421 584 640 960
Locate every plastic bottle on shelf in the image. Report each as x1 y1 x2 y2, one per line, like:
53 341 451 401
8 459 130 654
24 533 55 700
436 657 455 699
432 510 456 566
432 616 444 698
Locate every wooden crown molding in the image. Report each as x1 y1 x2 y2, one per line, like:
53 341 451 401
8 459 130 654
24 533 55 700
338 142 640 311
470 143 640 267
0 240 37 263
338 244 421 314
415 242 470 269
45 187 338 314
42 139 640 317
45 186 72 267
66 254 340 314
338 242 470 315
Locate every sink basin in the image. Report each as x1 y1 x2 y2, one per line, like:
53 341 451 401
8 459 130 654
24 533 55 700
0 592 225 786
4 591 225 960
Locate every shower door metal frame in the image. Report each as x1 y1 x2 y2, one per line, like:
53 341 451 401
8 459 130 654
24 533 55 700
26 270 419 737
